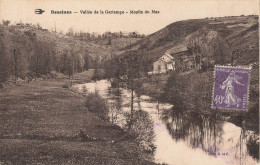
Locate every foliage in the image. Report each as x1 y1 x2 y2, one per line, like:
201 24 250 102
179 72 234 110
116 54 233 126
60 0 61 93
163 66 259 134
110 78 120 88
0 23 95 84
0 27 10 83
246 136 259 160
121 52 145 128
188 30 232 66
92 57 102 81
2 20 10 27
162 72 187 109
103 56 123 79
109 102 123 125
85 93 109 120
62 84 71 88
123 110 155 147
103 51 146 128
163 70 214 111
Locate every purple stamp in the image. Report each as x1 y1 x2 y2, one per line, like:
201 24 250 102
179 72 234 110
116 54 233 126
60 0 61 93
212 66 250 110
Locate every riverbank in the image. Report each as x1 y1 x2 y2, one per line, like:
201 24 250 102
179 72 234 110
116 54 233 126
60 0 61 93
0 79 156 164
137 66 259 133
71 78 259 164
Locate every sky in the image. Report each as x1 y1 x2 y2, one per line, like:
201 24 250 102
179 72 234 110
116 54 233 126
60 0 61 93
0 0 259 35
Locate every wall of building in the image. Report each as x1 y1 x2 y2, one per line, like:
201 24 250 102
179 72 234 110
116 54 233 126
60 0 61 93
153 60 175 74
153 60 167 74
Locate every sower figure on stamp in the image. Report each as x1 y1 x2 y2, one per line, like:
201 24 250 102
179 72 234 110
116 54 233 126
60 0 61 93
220 71 244 108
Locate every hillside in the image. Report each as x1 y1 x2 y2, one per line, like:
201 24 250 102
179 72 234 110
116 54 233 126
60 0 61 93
97 37 141 51
0 24 142 84
0 24 108 83
13 25 110 59
118 15 259 67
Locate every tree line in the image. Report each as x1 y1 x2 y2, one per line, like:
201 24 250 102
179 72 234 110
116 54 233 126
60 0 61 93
0 24 96 84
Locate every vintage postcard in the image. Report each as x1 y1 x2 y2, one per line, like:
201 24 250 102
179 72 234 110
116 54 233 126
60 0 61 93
0 0 259 165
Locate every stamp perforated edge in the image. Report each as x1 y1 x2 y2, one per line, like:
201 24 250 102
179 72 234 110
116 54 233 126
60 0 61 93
211 65 251 111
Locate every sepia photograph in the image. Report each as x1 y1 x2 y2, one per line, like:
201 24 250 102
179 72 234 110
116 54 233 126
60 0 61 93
0 0 259 164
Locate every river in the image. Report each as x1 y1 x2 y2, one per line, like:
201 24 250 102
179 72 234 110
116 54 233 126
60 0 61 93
71 80 259 165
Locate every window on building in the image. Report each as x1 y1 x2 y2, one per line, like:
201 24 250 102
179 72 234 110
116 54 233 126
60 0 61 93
158 65 161 71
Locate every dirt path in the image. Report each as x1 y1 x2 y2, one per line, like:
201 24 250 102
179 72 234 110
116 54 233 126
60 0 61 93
0 79 155 165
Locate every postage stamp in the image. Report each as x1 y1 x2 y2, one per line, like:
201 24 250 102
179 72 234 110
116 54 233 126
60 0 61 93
212 66 250 110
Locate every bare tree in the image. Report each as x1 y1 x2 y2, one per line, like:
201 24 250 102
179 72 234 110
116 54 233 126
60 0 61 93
67 27 74 36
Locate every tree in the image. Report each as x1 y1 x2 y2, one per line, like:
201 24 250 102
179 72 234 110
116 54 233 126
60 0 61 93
187 34 203 72
83 53 90 71
0 29 10 83
11 32 29 83
92 56 100 81
29 40 55 75
67 27 74 36
103 55 120 79
188 30 232 71
36 23 41 29
163 72 185 109
70 47 76 77
108 37 112 46
121 51 144 130
2 20 10 27
13 48 19 83
60 50 73 76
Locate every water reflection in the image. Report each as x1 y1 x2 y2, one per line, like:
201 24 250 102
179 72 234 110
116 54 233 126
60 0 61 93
160 108 258 165
72 80 259 165
161 109 223 155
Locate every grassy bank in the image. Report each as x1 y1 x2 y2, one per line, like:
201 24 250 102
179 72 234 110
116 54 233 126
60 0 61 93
0 79 156 164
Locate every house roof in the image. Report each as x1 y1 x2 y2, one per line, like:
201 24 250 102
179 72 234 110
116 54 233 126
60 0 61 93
164 53 174 59
157 54 174 63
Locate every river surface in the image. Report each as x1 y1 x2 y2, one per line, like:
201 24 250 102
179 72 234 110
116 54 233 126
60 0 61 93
72 80 259 165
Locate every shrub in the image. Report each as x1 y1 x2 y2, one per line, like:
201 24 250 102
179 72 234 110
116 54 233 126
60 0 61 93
124 110 156 152
163 71 213 111
111 78 120 88
85 93 109 120
81 85 87 93
62 84 71 88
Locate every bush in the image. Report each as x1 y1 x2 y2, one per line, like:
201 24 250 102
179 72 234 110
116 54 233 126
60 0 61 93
163 71 213 111
62 84 71 88
85 93 109 120
111 78 120 88
124 110 156 152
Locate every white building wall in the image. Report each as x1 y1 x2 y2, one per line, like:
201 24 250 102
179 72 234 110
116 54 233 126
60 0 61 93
152 54 176 74
153 60 167 74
